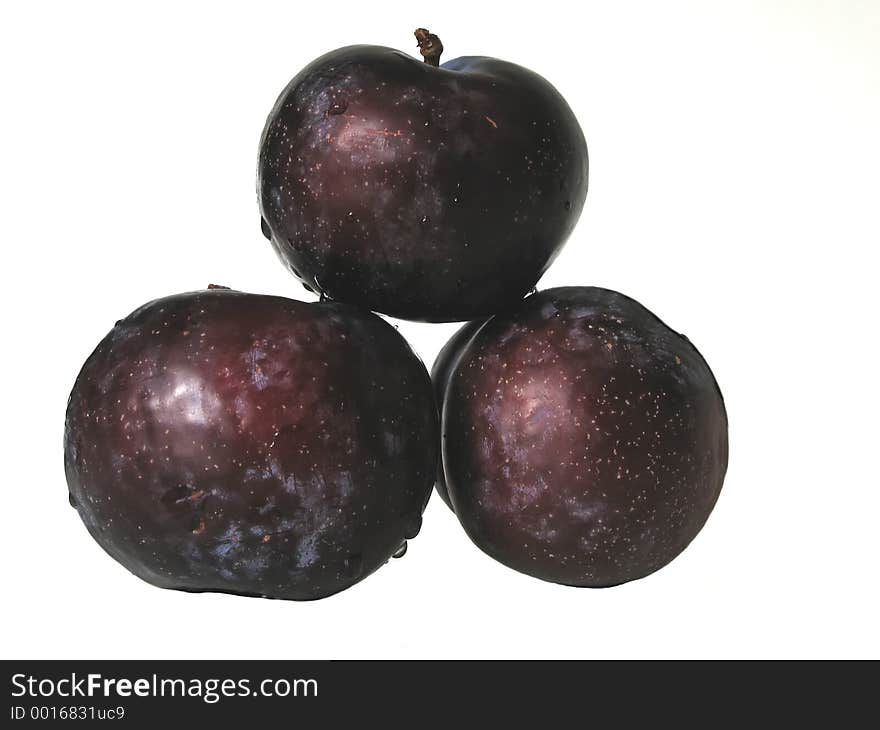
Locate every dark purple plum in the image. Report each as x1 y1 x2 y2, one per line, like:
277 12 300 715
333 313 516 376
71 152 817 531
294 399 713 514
258 29 588 322
431 318 487 507
439 287 728 587
64 287 438 600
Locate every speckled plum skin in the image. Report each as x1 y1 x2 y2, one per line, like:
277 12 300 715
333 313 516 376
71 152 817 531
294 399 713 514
431 318 487 507
439 288 728 587
64 289 438 601
258 45 588 322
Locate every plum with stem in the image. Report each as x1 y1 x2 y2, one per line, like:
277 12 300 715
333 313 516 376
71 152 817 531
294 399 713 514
258 29 588 321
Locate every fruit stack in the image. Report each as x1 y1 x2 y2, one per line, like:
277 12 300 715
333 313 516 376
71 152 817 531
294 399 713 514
64 29 728 600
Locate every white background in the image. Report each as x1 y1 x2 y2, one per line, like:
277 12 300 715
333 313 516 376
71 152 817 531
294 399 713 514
1 1 878 659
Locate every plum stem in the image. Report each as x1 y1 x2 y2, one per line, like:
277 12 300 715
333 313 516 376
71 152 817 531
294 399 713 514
414 28 443 66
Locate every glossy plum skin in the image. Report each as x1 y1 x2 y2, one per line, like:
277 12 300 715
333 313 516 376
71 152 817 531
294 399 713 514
439 288 728 587
431 318 487 507
258 45 588 322
64 289 438 601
